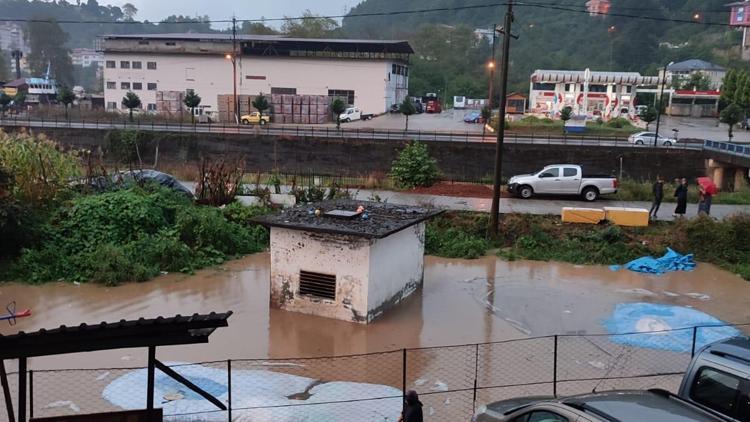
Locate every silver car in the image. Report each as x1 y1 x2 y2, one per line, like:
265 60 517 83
473 389 728 422
628 131 677 146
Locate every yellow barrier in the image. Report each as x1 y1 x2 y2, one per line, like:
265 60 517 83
603 207 650 227
561 207 606 224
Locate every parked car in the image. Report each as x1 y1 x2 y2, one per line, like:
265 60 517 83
240 112 270 125
338 107 373 122
473 389 728 422
464 111 484 123
507 164 618 201
678 336 750 421
628 131 677 146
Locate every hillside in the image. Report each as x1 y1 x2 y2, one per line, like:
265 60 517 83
343 0 744 95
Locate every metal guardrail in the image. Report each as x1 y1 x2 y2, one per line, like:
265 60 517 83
704 140 750 158
0 115 705 150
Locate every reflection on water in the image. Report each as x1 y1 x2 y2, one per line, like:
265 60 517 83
2 253 749 370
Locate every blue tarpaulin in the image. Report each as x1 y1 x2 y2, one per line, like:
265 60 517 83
609 248 695 275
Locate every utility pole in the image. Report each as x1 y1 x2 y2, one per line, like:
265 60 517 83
489 0 515 237
11 50 22 80
654 64 668 147
487 24 498 111
232 17 239 124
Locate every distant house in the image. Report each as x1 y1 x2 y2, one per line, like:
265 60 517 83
506 92 527 114
666 59 726 90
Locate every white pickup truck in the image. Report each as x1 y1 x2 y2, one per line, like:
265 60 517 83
507 164 618 201
339 107 373 123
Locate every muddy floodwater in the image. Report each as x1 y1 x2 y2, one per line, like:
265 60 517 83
3 254 750 371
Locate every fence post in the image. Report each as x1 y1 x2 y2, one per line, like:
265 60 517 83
472 343 480 412
553 335 558 398
401 348 407 402
691 326 698 357
227 360 232 422
28 370 32 420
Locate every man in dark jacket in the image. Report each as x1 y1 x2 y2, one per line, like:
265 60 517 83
399 390 424 422
649 176 664 219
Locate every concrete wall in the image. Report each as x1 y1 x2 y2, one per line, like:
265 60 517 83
103 53 395 116
29 128 709 182
269 228 372 323
367 223 425 322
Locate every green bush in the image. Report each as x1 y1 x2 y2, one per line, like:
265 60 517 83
10 187 271 285
390 141 440 189
606 117 631 128
425 227 489 259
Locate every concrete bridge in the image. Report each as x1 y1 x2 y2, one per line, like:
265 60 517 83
703 140 750 190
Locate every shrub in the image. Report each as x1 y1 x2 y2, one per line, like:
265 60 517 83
390 141 440 189
425 227 489 259
606 117 631 129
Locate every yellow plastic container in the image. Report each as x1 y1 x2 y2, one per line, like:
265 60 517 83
603 207 650 227
561 207 606 224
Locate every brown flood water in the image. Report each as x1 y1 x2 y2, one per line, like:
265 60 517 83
2 254 750 371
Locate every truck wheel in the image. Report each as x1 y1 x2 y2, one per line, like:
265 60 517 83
582 187 599 202
663 141 672 146
344 118 351 123
635 140 644 145
519 185 533 199
241 119 249 125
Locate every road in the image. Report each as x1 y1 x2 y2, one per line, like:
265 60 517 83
0 117 703 150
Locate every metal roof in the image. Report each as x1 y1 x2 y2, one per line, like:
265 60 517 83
0 312 232 359
102 33 415 54
668 59 725 72
531 69 659 85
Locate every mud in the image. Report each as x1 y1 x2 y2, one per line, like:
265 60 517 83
2 254 749 371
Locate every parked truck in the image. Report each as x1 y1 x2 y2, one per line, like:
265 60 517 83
507 164 619 202
338 107 373 123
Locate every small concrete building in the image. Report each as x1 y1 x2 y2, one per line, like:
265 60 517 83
256 200 441 324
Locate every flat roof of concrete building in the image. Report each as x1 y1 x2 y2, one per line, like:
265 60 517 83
255 200 442 239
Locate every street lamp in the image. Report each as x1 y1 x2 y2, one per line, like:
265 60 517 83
225 53 238 124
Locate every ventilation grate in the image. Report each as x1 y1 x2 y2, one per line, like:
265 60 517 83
299 271 336 300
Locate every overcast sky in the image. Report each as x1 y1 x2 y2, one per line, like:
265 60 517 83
107 0 359 28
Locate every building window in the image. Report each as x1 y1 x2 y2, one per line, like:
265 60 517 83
299 270 336 300
138 40 150 45
147 103 157 111
589 84 607 93
107 101 117 110
121 82 130 90
532 82 556 91
133 82 142 90
120 61 130 69
328 89 355 105
271 87 297 95
106 81 116 89
392 64 397 74
166 42 176 46
147 83 157 91
132 61 142 69
147 61 157 70
185 68 195 81
625 86 633 93
106 60 116 69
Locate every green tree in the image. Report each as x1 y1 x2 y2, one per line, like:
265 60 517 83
252 93 270 122
281 10 340 38
242 21 278 35
720 103 744 141
0 93 11 117
25 19 74 86
121 91 141 122
481 105 491 136
56 85 75 119
390 141 439 188
0 51 7 81
13 92 26 112
330 98 346 129
399 97 416 131
183 90 202 123
639 106 658 130
681 72 711 91
121 2 137 20
560 106 573 133
721 69 740 104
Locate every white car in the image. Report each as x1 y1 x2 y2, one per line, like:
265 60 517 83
507 164 618 202
628 131 676 146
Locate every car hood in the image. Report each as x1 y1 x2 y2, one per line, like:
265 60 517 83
509 174 533 183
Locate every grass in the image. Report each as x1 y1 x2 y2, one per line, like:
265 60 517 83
492 115 641 137
614 179 750 205
425 212 750 280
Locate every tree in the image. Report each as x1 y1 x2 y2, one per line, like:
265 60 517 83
681 72 711 91
560 106 573 133
252 93 270 121
13 92 26 112
25 19 74 86
481 105 491 136
639 106 658 130
720 103 744 141
721 69 739 105
390 141 439 188
121 3 137 20
330 98 346 129
399 97 416 131
121 91 141 122
242 21 278 35
56 85 75 119
0 52 7 82
183 90 201 123
282 10 340 38
0 93 11 117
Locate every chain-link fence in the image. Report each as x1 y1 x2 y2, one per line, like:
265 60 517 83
3 324 749 422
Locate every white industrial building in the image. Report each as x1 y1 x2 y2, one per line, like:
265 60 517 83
529 69 659 119
71 48 105 68
100 33 412 121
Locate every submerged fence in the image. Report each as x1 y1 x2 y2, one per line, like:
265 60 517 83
3 324 748 421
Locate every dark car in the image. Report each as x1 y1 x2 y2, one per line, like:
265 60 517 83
473 389 729 422
464 111 484 123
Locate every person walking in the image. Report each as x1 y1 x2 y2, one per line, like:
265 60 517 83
649 176 664 219
399 390 424 422
698 184 713 216
674 178 688 217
